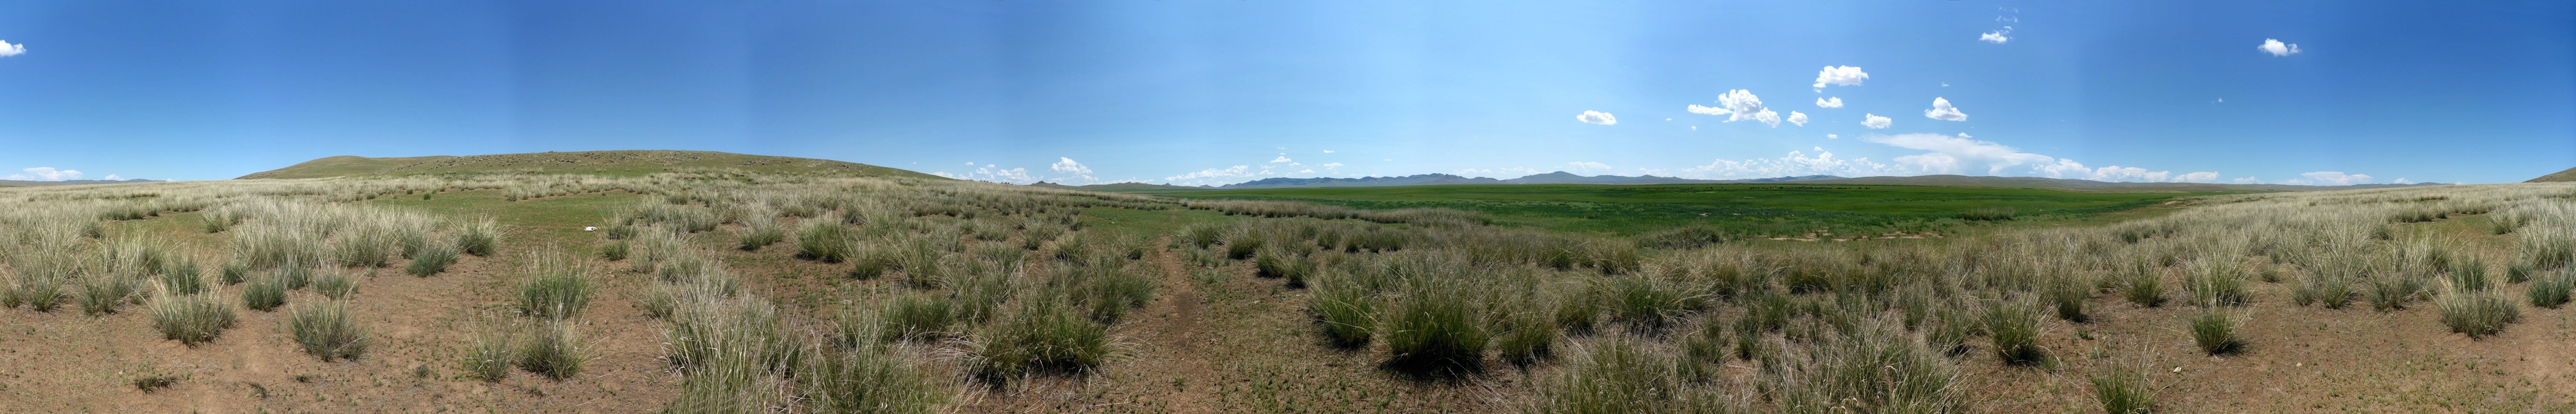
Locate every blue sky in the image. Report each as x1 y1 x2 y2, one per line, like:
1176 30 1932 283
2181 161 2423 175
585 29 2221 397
0 1 2569 185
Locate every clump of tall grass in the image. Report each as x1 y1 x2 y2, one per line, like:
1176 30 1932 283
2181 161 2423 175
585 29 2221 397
804 339 944 414
1773 319 1960 413
1493 310 1557 366
315 269 359 299
517 319 588 379
2367 277 2422 312
738 214 784 251
458 219 501 257
407 243 458 277
2189 310 2244 355
150 292 237 346
516 253 595 318
1599 273 1701 331
219 263 250 285
2529 270 2573 308
2045 277 2090 323
2521 226 2576 270
797 221 854 262
1983 297 2047 365
1311 273 1379 348
1049 261 1157 324
2436 282 2519 338
288 299 370 362
157 258 208 296
2091 360 2158 414
1383 282 1490 371
2184 259 2250 307
77 276 141 316
962 296 1115 382
1253 244 1316 287
664 295 803 375
334 226 402 268
599 240 630 261
242 276 288 311
2121 268 2166 308
464 319 518 382
1532 339 1704 413
877 294 957 342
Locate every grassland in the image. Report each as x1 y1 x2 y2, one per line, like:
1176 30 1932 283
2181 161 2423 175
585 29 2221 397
237 150 941 179
1151 184 2243 236
3 166 2573 413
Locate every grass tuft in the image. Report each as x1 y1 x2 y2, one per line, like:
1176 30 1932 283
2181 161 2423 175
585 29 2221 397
287 299 371 362
516 253 596 318
150 293 238 346
2189 310 2245 355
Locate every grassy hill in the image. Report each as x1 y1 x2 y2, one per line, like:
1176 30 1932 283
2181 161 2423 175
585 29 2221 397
1152 183 2247 235
238 150 941 179
2528 166 2576 183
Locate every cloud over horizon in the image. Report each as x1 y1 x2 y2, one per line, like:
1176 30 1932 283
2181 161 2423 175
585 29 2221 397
8 167 83 181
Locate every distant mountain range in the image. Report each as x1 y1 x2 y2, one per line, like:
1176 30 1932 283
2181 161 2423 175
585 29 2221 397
0 179 165 187
1028 171 2455 193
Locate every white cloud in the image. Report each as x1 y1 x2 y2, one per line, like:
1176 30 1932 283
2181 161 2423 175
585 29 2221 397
0 40 23 57
2234 177 2263 184
8 167 83 181
1670 150 1906 179
1298 169 1314 174
1568 161 1612 172
1859 133 2222 183
1861 114 1893 129
1163 165 1255 185
1576 110 1618 125
1923 97 1968 121
1454 167 1543 178
1826 134 1840 139
932 166 1035 184
1321 162 1344 170
1812 66 1868 90
103 174 122 181
2392 177 2413 184
964 161 976 166
1980 26 2013 43
1786 111 1809 126
1270 155 1292 164
1686 89 1781 126
1049 157 1091 175
1322 150 1334 153
2287 171 2372 186
1815 97 1843 108
2258 39 2301 57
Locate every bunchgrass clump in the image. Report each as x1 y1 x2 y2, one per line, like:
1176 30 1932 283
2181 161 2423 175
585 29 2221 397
739 215 784 251
1532 339 1692 414
879 294 957 342
158 257 206 295
458 219 501 257
517 319 588 379
2189 310 2244 355
78 277 139 316
599 241 630 261
2122 272 2166 308
465 320 518 382
407 243 458 277
1773 320 1960 413
2092 362 2157 414
288 299 371 362
2437 283 2519 338
797 221 854 262
2185 259 2250 307
516 253 596 318
150 293 237 346
315 269 359 300
1311 275 1379 347
1494 310 1557 366
2368 277 2422 312
964 296 1115 382
1984 297 2047 365
2528 270 2573 308
243 277 288 311
1383 282 1490 372
804 341 944 414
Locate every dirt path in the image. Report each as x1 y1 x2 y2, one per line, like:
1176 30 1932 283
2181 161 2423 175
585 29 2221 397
1115 208 1220 413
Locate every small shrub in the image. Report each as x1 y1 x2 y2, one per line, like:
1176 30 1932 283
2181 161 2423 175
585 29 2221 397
288 300 371 362
2188 310 2244 355
150 293 238 346
517 320 588 379
407 243 458 277
2437 284 2519 338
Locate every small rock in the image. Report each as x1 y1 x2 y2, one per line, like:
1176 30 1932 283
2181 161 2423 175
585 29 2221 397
2171 366 2184 373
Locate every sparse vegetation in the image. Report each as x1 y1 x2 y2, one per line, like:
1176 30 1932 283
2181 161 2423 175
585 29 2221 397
2189 310 2245 355
288 299 370 361
150 293 237 346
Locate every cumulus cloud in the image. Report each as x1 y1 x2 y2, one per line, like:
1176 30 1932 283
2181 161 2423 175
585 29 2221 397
1049 157 1091 175
932 166 1035 184
1568 161 1612 172
2392 177 2414 184
1980 26 2013 43
1923 97 1967 121
1786 111 1809 126
1861 114 1893 129
1667 150 1907 180
1298 169 1314 174
1857 134 2223 183
1815 97 1843 108
2258 39 2301 57
103 174 123 181
2234 177 2262 184
1686 89 1782 126
1270 155 1293 164
1576 110 1618 125
1163 165 1255 185
8 167 83 181
1826 134 1840 139
2288 171 2372 186
0 40 23 57
1454 167 1543 178
1320 162 1344 170
1812 66 1868 90
1322 150 1334 153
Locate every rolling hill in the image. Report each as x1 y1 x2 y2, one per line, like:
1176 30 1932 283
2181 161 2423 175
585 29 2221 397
0 179 164 187
237 150 941 179
2528 166 2576 183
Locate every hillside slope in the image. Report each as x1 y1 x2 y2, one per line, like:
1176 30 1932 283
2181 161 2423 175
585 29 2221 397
238 150 941 179
2528 166 2576 183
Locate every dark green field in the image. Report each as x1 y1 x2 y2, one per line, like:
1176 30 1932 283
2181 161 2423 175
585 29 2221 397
1149 184 2248 236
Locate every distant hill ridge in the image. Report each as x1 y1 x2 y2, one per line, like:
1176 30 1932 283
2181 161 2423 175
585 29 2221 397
0 178 164 188
239 150 941 179
2529 166 2576 183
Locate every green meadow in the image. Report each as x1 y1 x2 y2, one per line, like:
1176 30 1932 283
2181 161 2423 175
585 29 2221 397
1149 184 2251 236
